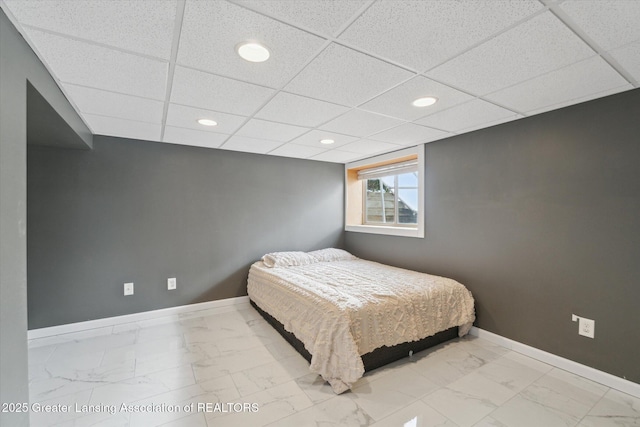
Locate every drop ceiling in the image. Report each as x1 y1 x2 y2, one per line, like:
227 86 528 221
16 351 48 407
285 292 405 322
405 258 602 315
2 0 639 163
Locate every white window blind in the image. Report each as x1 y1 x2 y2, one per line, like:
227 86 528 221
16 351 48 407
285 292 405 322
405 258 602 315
357 159 418 180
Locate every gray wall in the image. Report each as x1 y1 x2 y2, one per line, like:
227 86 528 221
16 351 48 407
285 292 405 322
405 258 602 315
27 136 344 329
345 88 640 384
0 13 28 426
1 7 91 426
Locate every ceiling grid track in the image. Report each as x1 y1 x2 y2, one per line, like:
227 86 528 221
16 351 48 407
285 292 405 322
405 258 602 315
160 0 187 142
545 2 639 87
218 0 380 156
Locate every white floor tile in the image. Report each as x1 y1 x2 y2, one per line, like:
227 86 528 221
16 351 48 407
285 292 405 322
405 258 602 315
29 344 57 365
30 360 136 402
271 394 372 427
579 389 640 426
134 347 206 377
490 394 580 427
26 304 635 427
160 412 207 427
29 389 93 427
423 384 500 427
89 372 183 407
231 361 294 397
102 335 185 367
294 373 335 404
349 367 440 421
127 375 240 427
191 345 275 383
473 416 509 426
206 381 313 427
64 411 131 427
370 400 457 427
409 341 503 387
474 354 549 393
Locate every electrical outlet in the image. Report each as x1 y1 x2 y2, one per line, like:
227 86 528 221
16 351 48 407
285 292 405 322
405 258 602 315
124 282 134 296
167 277 176 290
579 317 595 338
572 314 595 339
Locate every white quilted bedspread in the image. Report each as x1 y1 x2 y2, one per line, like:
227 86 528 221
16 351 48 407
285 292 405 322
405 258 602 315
247 259 475 394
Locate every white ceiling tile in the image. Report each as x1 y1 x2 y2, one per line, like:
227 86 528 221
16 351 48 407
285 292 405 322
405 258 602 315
340 139 403 155
289 130 358 149
162 126 228 149
560 0 640 51
609 40 640 82
220 136 282 154
269 143 328 160
26 29 168 100
83 114 161 141
415 99 519 133
284 43 414 107
3 0 177 59
458 115 524 134
232 0 367 36
177 0 325 88
525 85 633 117
236 119 310 142
427 12 595 96
63 84 164 124
170 66 275 116
369 123 452 146
166 104 246 135
319 109 405 138
339 0 543 71
254 92 349 127
4 0 636 164
310 150 364 163
485 56 630 114
359 76 475 121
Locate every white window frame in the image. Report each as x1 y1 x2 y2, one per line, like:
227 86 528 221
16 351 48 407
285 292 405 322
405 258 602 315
345 145 424 238
362 165 419 226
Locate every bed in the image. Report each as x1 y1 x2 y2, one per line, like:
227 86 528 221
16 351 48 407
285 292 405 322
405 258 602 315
247 248 475 394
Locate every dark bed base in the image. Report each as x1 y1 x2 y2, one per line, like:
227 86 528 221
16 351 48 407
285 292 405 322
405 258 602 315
250 300 458 373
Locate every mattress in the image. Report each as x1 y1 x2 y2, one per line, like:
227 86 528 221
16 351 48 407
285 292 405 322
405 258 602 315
247 250 476 393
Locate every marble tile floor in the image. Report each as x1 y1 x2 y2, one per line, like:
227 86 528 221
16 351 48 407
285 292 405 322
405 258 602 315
27 303 640 427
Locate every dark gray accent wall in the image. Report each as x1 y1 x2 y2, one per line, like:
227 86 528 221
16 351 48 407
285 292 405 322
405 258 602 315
27 136 344 329
0 13 28 426
1 7 91 426
345 88 640 384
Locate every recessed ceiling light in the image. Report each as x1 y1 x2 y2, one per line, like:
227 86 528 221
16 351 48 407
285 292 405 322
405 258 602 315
236 42 270 63
320 139 335 145
197 118 218 127
412 96 438 107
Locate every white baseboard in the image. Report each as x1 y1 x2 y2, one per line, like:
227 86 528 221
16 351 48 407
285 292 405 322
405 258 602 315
28 296 250 340
469 327 640 399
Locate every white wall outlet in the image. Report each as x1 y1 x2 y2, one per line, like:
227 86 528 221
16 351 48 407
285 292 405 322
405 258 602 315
124 282 134 296
579 317 595 338
167 277 176 290
573 314 595 338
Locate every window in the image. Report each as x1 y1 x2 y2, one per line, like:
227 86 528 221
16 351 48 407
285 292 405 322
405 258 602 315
345 146 424 238
362 161 418 225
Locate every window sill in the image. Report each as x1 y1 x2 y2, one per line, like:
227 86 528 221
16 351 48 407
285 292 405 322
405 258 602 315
345 224 424 238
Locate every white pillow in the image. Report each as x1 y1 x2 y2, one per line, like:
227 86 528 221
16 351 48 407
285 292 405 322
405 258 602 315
308 248 357 263
261 251 318 268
